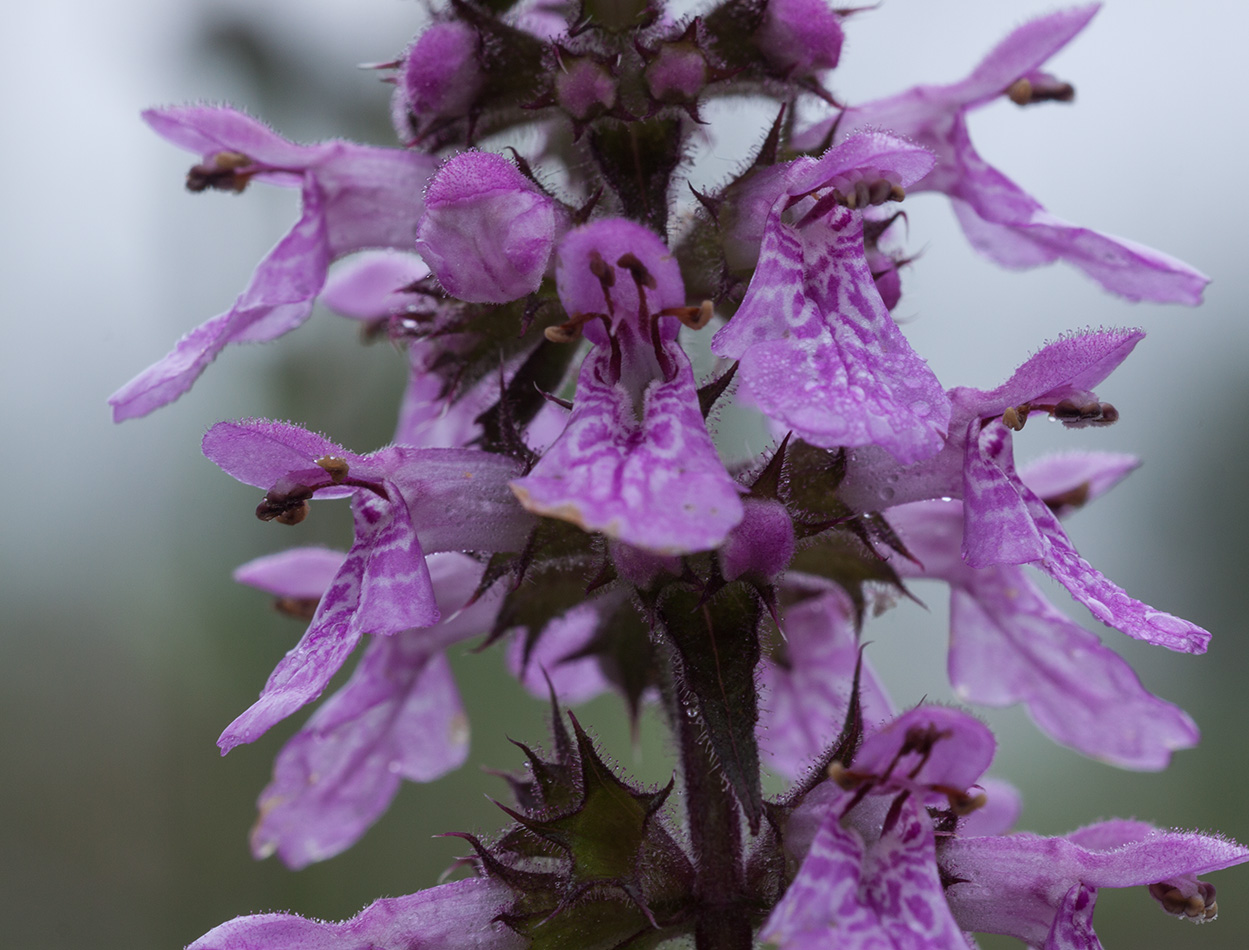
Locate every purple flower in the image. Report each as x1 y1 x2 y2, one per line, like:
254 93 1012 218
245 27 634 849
110 106 437 421
942 820 1249 946
187 876 523 950
756 583 894 779
885 452 1199 768
511 219 744 554
764 707 995 949
236 548 501 868
505 597 614 704
797 5 1208 304
318 249 510 449
840 328 1211 655
202 419 528 753
415 151 563 303
764 793 973 949
712 132 950 465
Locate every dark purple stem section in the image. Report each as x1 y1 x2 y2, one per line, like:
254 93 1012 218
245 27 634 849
678 706 753 950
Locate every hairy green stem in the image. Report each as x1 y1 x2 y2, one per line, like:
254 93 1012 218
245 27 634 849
676 698 753 950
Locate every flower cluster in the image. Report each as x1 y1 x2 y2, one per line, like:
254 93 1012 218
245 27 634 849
115 2 1245 948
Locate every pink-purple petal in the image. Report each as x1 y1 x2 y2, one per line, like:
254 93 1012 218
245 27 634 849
507 601 612 704
384 447 532 554
1023 481 1210 654
797 7 1207 305
202 419 362 489
322 250 430 320
112 106 436 421
416 151 560 303
238 552 495 864
715 206 949 465
763 796 972 949
958 327 1143 414
955 6 1100 108
1043 883 1101 950
758 587 893 779
958 777 1021 838
141 105 320 170
863 798 974 950
234 546 347 600
350 491 439 634
1017 451 1139 510
514 220 742 554
950 584 1197 769
891 498 1199 767
853 705 995 794
110 192 329 421
187 877 523 950
512 341 742 553
760 804 879 948
943 823 1249 947
218 494 433 754
960 422 1044 567
252 645 467 868
791 132 936 196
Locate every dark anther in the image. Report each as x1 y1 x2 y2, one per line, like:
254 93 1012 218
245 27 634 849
946 788 987 817
186 151 255 193
1007 76 1076 106
1051 399 1119 428
827 761 866 790
316 456 350 484
658 300 714 330
831 179 905 210
274 596 321 621
544 311 599 344
1002 403 1031 431
544 322 581 344
256 484 314 525
901 723 945 756
1043 481 1091 514
868 179 895 205
1149 881 1219 921
616 252 658 289
588 250 615 287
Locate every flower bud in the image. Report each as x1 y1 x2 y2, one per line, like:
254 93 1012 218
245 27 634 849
720 498 795 581
555 55 617 122
757 0 844 76
392 22 483 138
416 151 560 303
645 42 708 103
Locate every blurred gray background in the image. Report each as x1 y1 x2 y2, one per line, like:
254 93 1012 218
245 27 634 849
3 0 1247 947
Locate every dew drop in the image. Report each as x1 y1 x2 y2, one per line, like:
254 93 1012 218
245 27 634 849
1144 610 1190 635
1084 598 1112 623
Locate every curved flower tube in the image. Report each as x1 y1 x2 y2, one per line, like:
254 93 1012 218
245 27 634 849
202 419 529 752
796 5 1208 304
110 106 437 421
